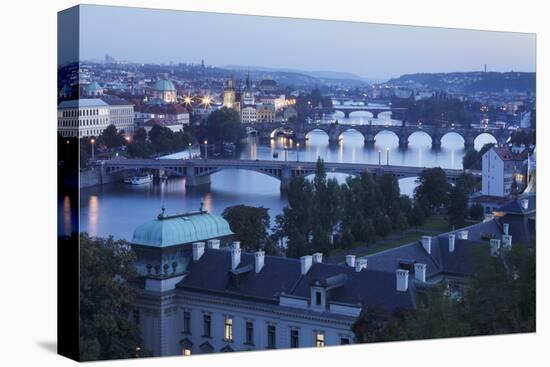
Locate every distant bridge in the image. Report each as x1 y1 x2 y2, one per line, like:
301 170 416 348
247 121 512 149
328 105 409 119
101 158 474 191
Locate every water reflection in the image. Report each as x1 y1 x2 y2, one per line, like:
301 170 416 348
79 119 498 240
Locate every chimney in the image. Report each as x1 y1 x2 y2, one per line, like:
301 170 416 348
254 250 265 273
490 239 501 256
396 269 409 292
502 235 512 250
503 223 509 235
414 263 427 282
457 230 469 240
355 257 368 272
231 242 241 270
192 242 205 261
207 239 220 249
448 234 456 253
300 255 313 275
521 198 529 210
345 255 356 268
312 252 323 263
421 236 432 254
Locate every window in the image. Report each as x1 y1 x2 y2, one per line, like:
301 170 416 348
133 309 140 325
316 333 325 347
224 317 233 341
183 311 191 334
203 315 211 337
340 337 350 345
290 329 299 348
267 325 276 349
245 321 254 345
315 291 322 306
182 348 191 356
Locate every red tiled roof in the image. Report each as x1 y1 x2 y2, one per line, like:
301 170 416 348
493 147 529 161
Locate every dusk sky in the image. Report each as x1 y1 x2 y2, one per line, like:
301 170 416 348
78 5 536 80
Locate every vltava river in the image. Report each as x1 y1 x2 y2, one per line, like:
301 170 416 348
78 113 497 240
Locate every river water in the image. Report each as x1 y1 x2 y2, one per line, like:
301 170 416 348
76 113 497 240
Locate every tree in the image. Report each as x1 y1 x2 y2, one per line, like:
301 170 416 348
205 107 245 149
98 124 125 149
447 184 469 227
127 141 155 158
455 172 479 195
133 127 147 142
462 143 495 170
414 167 449 214
352 307 392 343
408 203 426 228
286 228 310 259
469 203 484 221
79 234 143 361
222 205 270 252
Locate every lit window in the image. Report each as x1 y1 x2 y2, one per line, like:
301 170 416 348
224 317 233 341
182 348 191 356
316 333 325 347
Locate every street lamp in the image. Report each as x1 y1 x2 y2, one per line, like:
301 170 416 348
296 142 300 162
386 147 390 166
188 142 192 159
90 138 95 161
378 150 381 166
203 139 208 160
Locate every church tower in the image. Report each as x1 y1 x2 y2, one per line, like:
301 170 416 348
223 77 236 109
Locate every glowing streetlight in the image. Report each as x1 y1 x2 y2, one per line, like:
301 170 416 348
203 139 208 160
90 138 95 161
201 96 213 108
183 95 193 106
188 142 192 159
296 142 300 162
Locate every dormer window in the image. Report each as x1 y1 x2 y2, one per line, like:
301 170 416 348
315 291 322 306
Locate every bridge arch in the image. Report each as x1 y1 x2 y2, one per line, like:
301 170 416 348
337 127 365 143
473 132 498 150
269 126 295 139
440 131 465 148
347 110 374 119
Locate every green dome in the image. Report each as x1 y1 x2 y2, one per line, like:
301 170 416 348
155 78 176 92
132 211 233 247
88 81 102 92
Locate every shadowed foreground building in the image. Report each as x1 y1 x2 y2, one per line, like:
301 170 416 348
131 194 535 357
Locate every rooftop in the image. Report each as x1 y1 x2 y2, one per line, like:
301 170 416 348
131 210 233 248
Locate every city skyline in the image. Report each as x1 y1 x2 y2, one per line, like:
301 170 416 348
76 5 536 80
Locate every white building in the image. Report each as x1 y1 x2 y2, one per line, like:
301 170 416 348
131 210 416 357
240 105 257 124
482 146 528 197
57 97 134 138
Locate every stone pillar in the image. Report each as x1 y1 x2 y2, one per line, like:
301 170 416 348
398 133 409 149
280 165 292 192
185 165 211 187
431 135 442 150
464 135 475 150
363 132 376 147
343 110 351 119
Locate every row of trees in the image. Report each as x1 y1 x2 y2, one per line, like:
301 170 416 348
274 158 424 258
271 161 482 259
127 125 193 158
391 95 475 127
352 245 535 342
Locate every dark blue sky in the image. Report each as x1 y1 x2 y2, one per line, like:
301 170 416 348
77 5 536 80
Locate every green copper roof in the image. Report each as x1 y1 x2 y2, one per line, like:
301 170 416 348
155 78 176 92
132 211 233 247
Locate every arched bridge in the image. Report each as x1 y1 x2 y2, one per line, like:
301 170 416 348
101 158 472 191
248 122 512 149
329 105 409 119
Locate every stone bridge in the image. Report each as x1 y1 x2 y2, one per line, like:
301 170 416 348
248 122 512 149
329 105 409 119
101 158 473 191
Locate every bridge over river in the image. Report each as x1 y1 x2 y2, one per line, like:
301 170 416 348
247 121 512 150
101 158 477 191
